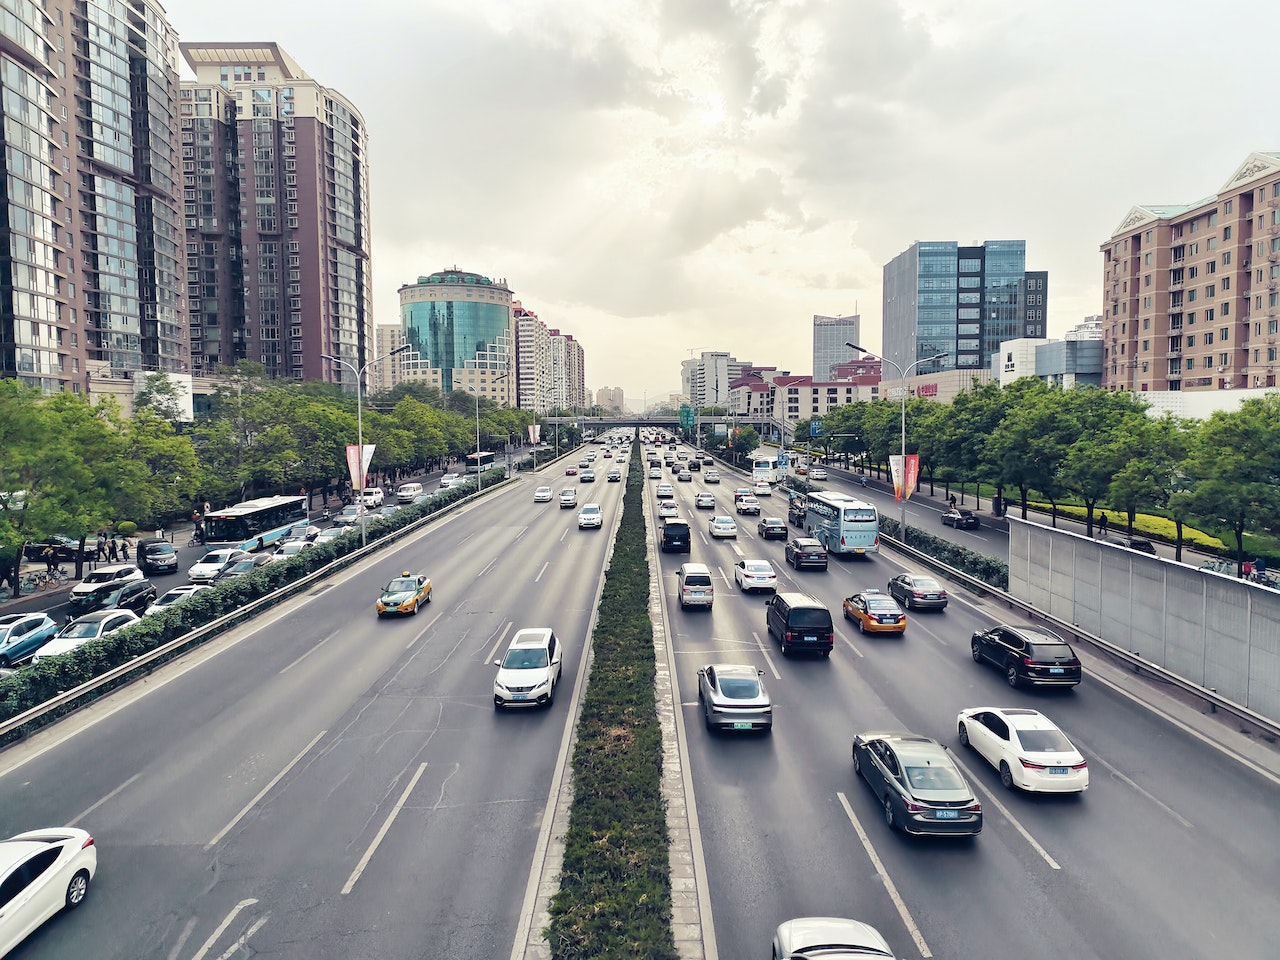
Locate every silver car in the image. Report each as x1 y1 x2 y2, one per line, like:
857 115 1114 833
697 663 772 733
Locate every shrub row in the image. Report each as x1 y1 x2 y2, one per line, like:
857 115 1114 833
546 443 677 960
0 470 505 739
882 516 1011 592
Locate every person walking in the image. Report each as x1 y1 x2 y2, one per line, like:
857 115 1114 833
95 533 106 562
1097 513 1109 536
120 538 130 562
108 537 119 562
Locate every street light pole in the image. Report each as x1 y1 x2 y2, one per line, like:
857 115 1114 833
321 343 411 548
467 373 507 492
846 342 948 540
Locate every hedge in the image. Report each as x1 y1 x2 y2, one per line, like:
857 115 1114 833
0 470 506 739
881 516 1011 592
546 441 676 960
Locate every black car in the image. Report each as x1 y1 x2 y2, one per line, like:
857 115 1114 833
788 498 807 528
970 624 1082 688
1104 535 1157 555
68 578 156 618
135 537 179 575
886 573 948 610
785 537 828 570
757 517 787 540
852 732 982 836
941 509 980 529
23 535 94 563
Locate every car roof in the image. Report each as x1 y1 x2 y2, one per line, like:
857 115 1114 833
0 839 51 874
994 707 1057 730
72 609 133 622
509 627 553 647
1000 624 1069 645
709 663 759 680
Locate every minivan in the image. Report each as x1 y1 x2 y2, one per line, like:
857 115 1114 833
678 562 715 610
766 592 834 656
396 482 423 503
660 519 691 553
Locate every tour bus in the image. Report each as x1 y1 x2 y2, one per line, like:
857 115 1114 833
203 495 309 551
804 491 880 555
750 450 784 485
465 451 497 474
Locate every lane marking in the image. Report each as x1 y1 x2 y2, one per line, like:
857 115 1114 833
190 898 258 960
485 621 515 664
534 561 549 583
716 565 730 585
836 627 865 658
279 628 341 674
513 525 529 543
342 761 428 895
477 558 497 578
559 529 568 543
407 611 443 648
166 916 198 960
1073 740 1194 829
836 792 932 958
950 756 1060 870
752 631 782 679
212 915 269 960
206 730 327 848
69 771 141 827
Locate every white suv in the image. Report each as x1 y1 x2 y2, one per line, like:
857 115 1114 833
360 487 385 508
578 504 603 529
493 628 563 708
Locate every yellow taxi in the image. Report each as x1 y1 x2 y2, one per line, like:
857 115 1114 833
376 571 433 616
842 589 907 635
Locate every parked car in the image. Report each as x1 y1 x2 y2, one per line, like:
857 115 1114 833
0 613 60 667
971 624 1082 688
0 827 98 956
886 573 948 610
942 508 980 529
785 537 828 570
957 707 1089 792
757 517 787 540
23 535 93 563
842 589 906 635
852 731 982 836
697 663 772 733
32 610 140 663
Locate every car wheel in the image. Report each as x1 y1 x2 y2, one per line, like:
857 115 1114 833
853 750 861 776
0 656 8 669
958 722 970 747
855 617 864 634
971 639 983 663
411 601 419 615
906 596 915 610
66 869 90 909
546 681 556 707
779 639 789 657
999 761 1015 790
1005 663 1021 688
883 796 896 831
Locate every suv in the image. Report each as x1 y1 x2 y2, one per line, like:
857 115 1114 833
766 592 834 657
493 628 563 708
970 624 1082 688
660 519 691 553
67 564 145 614
360 487 385 508
135 537 179 575
678 563 714 609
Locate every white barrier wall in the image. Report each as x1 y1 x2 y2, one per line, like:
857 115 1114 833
1008 518 1280 722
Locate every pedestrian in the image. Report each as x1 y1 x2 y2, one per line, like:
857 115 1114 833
95 535 105 562
255 536 265 553
120 538 130 562
1097 513 1109 536
108 537 119 562
1255 556 1268 578
203 500 211 516
948 494 957 510
42 544 56 574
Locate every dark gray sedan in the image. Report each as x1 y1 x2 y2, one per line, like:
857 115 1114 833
887 573 948 610
852 732 982 836
697 664 772 733
942 508 980 529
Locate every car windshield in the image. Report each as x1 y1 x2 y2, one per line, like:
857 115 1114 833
904 763 966 791
386 578 418 593
582 507 600 514
82 570 122 584
1016 729 1075 753
745 562 772 574
866 598 899 613
199 552 230 564
60 622 102 639
502 648 549 669
227 560 256 573
718 677 760 699
911 577 941 591
144 543 175 555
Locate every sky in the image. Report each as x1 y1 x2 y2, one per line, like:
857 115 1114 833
169 0 1280 406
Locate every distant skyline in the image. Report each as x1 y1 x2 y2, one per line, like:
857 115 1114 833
170 0 1280 400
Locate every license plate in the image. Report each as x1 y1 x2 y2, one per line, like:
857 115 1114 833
1049 667 1065 674
855 548 865 554
732 722 753 730
880 618 896 624
692 591 704 597
935 809 959 819
1049 767 1069 775
925 594 938 599
512 695 527 701
804 636 816 642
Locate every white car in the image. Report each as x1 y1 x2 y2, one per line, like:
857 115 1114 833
534 486 553 502
578 503 603 529
694 492 716 510
187 548 250 582
493 627 563 708
0 827 97 956
559 488 578 508
957 706 1089 793
704 469 721 483
772 917 894 960
67 563 143 611
32 610 140 664
735 495 761 515
439 472 462 488
657 501 680 518
145 583 212 616
648 466 662 479
808 466 828 480
273 539 310 560
330 504 368 527
360 487 385 508
754 481 772 496
655 482 675 499
733 559 777 592
708 515 737 538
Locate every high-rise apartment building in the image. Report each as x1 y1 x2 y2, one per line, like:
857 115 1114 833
813 315 860 380
180 43 371 387
549 329 586 411
883 241 1045 376
681 351 751 407
514 304 554 412
1102 151 1280 392
372 323 406 392
0 0 186 392
595 386 624 412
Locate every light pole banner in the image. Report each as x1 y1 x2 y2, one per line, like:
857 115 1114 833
904 454 920 501
890 455 904 501
527 423 541 445
346 443 375 492
889 454 921 502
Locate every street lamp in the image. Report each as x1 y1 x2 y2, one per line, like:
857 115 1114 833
465 372 508 491
320 343 412 547
846 342 948 540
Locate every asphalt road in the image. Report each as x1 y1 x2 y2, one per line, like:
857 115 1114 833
648 452 1280 960
0 460 626 959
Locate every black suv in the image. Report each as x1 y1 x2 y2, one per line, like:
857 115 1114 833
970 624 1082 688
136 537 179 575
73 579 157 618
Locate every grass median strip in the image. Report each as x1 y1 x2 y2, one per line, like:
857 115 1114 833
546 442 677 960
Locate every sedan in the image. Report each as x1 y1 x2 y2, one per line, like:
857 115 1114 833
942 508 981 529
704 470 721 484
0 613 60 668
771 917 893 960
210 553 274 584
565 466 578 476
607 469 622 482
733 559 777 593
852 732 982 836
0 827 97 956
971 624 1082 688
655 483 675 499
807 466 828 481
145 584 212 617
785 537 828 570
376 571 433 616
658 501 680 518
23 535 93 563
886 573 948 610
694 492 716 510
697 663 772 732
842 590 906 634
32 610 140 664
533 486 554 502
757 517 787 540
580 469 596 483
677 470 693 482
648 466 663 479
735 496 761 516
577 459 591 469
708 515 737 539
187 549 249 584
958 707 1089 792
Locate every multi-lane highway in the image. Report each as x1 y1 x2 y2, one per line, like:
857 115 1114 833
0 461 627 959
648 451 1280 959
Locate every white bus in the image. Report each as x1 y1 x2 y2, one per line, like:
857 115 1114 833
804 491 880 555
203 495 309 551
751 450 784 485
465 451 497 473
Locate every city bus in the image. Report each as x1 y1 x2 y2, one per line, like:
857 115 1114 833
804 491 880 555
465 451 497 473
203 495 308 551
750 450 784 485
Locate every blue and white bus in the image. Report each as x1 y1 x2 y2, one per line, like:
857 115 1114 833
203 495 308 551
751 450 784 485
465 451 497 473
804 491 880 555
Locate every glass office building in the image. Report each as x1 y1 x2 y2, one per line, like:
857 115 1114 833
399 270 512 394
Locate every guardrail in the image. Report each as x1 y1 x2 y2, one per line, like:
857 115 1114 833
0 477 518 744
880 532 1280 742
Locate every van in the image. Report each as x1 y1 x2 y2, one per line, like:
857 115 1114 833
678 562 714 610
660 518 691 553
396 482 423 503
766 592 834 656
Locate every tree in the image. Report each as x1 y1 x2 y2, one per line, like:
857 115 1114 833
981 381 1078 520
727 426 760 466
1057 387 1151 534
133 372 188 421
